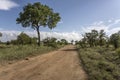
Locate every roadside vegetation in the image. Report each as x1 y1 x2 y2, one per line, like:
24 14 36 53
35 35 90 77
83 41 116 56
0 45 54 64
76 29 120 80
0 32 68 65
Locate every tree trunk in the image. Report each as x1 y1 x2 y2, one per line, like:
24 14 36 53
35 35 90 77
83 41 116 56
36 27 40 46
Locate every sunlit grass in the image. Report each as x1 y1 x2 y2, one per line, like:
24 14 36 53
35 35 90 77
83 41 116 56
0 44 58 65
78 47 120 80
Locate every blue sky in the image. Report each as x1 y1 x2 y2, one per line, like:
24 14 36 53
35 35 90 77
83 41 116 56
0 0 120 41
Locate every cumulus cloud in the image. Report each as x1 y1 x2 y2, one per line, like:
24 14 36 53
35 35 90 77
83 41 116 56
1 19 120 42
82 19 120 36
0 30 82 42
0 0 19 10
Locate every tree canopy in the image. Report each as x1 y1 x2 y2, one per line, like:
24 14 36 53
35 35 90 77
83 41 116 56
16 2 61 46
110 32 120 49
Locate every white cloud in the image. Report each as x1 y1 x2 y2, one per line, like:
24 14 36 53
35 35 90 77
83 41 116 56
82 21 109 33
82 19 120 36
108 19 120 27
1 19 120 42
108 20 112 23
0 0 19 10
115 19 120 24
0 30 82 42
92 21 103 25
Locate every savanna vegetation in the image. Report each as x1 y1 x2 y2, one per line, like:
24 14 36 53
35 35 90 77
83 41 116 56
0 31 68 65
76 29 120 80
0 2 65 65
0 1 119 80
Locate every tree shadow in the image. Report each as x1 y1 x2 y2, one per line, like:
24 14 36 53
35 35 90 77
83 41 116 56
62 49 78 51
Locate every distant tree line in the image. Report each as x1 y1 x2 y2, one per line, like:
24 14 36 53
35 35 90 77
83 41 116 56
76 29 120 49
6 32 37 45
0 32 68 47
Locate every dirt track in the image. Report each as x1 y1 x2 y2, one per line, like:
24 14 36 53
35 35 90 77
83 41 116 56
0 45 87 80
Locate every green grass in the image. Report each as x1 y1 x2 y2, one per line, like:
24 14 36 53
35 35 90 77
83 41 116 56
0 44 59 65
78 46 120 80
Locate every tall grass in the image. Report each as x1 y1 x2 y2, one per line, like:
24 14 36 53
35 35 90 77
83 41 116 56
0 44 57 65
78 47 120 80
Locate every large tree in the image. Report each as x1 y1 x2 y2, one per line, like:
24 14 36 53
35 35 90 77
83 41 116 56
16 2 61 46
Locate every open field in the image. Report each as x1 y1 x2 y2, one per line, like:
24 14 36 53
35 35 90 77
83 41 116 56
78 46 120 80
0 44 59 65
0 45 87 80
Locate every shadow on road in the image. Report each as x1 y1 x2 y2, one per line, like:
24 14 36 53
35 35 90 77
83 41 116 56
62 49 77 51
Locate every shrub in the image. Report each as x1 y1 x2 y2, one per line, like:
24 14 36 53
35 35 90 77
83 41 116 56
116 48 120 58
78 47 120 80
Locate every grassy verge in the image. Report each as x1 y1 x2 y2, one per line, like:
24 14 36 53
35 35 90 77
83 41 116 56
0 44 61 65
77 47 120 80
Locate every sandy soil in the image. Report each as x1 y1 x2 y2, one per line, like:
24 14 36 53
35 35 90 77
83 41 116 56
0 45 87 80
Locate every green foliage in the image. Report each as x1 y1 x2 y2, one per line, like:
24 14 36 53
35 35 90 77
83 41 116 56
31 37 37 44
60 39 68 45
17 32 31 45
99 30 106 46
0 45 56 64
43 37 57 48
11 40 18 45
43 38 68 48
10 34 37 45
16 2 61 46
83 30 99 47
78 47 120 80
116 48 120 58
110 32 120 49
77 28 120 50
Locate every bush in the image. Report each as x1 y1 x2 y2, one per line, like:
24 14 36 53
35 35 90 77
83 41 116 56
0 45 56 65
116 48 120 58
78 47 120 80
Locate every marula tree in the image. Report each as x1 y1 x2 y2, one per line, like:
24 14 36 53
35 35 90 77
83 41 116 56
16 2 61 46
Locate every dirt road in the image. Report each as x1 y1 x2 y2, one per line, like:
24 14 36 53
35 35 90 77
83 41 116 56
0 45 87 80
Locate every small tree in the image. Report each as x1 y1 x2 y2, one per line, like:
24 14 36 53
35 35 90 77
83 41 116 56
17 32 31 45
43 37 57 48
84 30 98 47
61 39 68 45
110 32 120 49
16 2 61 46
99 30 106 46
